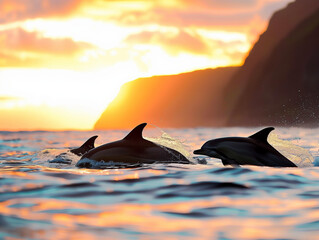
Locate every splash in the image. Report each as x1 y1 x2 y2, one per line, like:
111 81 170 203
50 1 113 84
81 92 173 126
76 158 143 169
268 132 314 167
145 131 193 162
31 149 80 168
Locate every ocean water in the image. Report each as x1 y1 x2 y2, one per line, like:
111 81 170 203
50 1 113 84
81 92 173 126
1 127 319 240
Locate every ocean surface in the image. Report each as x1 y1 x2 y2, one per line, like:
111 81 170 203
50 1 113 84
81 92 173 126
1 127 319 240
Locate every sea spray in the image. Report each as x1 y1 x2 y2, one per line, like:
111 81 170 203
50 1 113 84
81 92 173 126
32 148 80 168
146 132 193 162
268 132 314 167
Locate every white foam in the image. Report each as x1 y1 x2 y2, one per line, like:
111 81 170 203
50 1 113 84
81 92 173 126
76 158 142 169
31 149 80 168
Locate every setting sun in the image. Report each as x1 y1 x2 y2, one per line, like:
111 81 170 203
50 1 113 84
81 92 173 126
0 0 294 130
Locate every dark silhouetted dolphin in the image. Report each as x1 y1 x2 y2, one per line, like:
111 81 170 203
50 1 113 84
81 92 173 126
70 135 98 156
49 135 98 164
194 127 297 167
76 123 191 168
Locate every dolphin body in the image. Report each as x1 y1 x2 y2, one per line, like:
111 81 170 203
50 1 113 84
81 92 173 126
194 127 297 167
76 123 191 168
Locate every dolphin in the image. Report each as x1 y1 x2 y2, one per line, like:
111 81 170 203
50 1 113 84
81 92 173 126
70 135 98 156
49 135 98 164
76 123 191 168
194 127 297 167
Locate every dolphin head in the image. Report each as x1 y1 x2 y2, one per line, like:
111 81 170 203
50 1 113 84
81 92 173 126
193 140 224 159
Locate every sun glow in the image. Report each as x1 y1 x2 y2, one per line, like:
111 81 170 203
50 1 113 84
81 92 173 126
0 65 142 130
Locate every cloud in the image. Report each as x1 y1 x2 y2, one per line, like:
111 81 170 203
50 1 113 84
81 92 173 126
109 8 255 28
0 0 294 70
126 30 209 55
0 28 94 68
181 0 260 10
102 0 293 30
1 28 92 55
0 0 86 23
160 9 255 27
0 0 294 31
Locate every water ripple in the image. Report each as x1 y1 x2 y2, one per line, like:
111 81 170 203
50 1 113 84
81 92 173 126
1 128 319 239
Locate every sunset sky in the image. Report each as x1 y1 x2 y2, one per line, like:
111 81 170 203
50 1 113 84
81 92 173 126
0 0 294 130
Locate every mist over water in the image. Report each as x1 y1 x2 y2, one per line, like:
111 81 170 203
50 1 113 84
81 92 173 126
1 127 319 239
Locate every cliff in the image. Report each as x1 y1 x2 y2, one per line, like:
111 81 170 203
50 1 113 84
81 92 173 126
94 67 238 129
226 1 319 126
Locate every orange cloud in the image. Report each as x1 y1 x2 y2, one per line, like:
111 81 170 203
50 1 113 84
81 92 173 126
2 28 92 55
0 28 94 68
0 0 293 29
126 30 209 55
0 0 291 70
0 0 86 23
102 0 292 30
181 0 260 10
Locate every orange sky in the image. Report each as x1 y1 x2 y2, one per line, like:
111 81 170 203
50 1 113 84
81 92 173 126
0 0 294 130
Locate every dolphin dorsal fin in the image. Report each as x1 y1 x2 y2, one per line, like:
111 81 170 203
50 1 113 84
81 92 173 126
70 135 98 156
248 127 274 143
124 123 147 141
